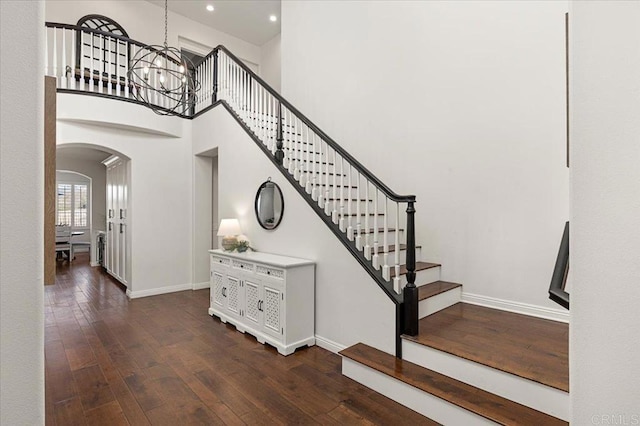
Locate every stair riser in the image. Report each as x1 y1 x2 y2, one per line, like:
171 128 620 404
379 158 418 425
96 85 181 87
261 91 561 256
380 246 421 266
342 358 497 425
401 340 570 421
419 287 461 318
398 266 441 288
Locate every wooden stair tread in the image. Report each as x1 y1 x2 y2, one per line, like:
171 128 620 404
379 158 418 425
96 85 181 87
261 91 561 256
340 343 566 426
403 303 569 392
390 262 440 278
418 281 461 300
367 244 421 254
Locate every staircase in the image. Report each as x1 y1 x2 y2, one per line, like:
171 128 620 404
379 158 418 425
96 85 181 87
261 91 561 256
44 22 569 424
206 48 570 424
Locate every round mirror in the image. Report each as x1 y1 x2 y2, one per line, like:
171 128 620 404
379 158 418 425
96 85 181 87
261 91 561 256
255 178 284 230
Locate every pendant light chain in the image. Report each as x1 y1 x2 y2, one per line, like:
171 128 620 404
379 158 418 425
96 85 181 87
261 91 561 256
164 0 168 47
128 0 200 116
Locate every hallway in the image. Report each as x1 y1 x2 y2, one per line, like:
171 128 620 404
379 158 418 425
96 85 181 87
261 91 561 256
45 254 434 425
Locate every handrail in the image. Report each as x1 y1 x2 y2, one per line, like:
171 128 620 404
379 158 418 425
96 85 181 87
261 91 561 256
46 22 145 48
214 45 416 204
549 221 570 309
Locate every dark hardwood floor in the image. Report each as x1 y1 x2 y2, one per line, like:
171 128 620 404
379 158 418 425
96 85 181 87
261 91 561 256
46 253 436 425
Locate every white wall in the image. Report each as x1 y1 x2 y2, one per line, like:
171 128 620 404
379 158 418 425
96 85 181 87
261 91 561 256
0 1 44 424
57 94 194 298
570 1 640 423
193 106 397 354
260 34 281 92
45 0 261 66
56 157 107 234
281 0 570 312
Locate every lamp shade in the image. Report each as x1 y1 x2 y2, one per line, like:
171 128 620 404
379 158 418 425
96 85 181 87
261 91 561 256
217 219 242 237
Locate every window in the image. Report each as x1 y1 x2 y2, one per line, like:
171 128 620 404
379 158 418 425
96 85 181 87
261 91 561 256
57 183 89 228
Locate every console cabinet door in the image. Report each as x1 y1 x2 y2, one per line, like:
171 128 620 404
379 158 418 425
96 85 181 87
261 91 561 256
225 275 242 320
262 283 283 340
244 279 261 328
211 269 226 311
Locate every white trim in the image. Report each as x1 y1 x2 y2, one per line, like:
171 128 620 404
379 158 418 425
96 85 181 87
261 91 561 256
342 358 495 425
461 292 569 323
127 283 193 299
178 36 212 57
90 261 100 267
192 281 210 290
315 335 346 354
402 340 570 420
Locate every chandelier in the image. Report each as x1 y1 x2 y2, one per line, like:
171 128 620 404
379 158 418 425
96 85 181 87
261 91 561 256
128 0 200 116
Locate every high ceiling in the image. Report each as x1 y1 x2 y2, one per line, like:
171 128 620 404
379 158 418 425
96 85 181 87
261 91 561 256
147 0 281 46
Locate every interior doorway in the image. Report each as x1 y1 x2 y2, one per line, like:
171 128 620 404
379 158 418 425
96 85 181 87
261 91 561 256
193 148 219 288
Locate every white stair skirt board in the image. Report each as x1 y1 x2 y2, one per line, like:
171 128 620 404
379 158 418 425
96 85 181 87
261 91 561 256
342 358 497 426
419 286 462 319
400 265 441 288
462 293 570 323
401 340 570 421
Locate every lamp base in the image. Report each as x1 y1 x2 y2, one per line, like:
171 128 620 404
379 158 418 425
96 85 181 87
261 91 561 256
221 236 238 251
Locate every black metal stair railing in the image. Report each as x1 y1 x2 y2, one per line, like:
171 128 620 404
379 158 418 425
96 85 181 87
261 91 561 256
549 221 570 309
44 22 420 356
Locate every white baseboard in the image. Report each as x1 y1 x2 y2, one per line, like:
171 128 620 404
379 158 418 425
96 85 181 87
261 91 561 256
127 283 193 299
192 281 210 290
315 335 346 354
461 292 569 323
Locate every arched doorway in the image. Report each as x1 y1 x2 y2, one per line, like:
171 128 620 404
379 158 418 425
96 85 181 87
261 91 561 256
55 144 132 289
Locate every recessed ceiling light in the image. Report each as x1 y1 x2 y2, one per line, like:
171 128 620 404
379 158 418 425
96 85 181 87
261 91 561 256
269 15 277 22
206 4 214 12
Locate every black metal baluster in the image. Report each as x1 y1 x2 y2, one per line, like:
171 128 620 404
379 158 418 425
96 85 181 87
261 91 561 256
212 49 218 103
403 200 418 336
275 100 284 165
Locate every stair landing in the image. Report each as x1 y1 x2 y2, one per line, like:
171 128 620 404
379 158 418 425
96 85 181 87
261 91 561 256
403 302 569 392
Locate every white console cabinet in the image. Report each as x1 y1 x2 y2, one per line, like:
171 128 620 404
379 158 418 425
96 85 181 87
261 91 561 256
208 249 315 355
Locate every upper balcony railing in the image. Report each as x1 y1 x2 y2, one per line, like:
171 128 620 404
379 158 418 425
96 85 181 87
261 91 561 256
45 22 198 117
45 22 421 342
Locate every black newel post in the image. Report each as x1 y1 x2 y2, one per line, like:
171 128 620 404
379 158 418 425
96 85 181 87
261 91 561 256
212 50 218 103
403 200 418 336
275 100 284 165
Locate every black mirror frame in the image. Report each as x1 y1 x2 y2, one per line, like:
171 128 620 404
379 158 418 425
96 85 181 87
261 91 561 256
254 178 284 230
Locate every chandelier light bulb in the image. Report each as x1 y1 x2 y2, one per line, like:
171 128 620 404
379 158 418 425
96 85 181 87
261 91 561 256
143 66 150 75
179 64 185 73
156 58 162 67
159 74 166 83
182 76 186 83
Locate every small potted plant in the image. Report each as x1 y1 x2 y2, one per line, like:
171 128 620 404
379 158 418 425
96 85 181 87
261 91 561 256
233 235 254 253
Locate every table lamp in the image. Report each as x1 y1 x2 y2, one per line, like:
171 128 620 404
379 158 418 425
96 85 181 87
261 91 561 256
217 218 242 251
